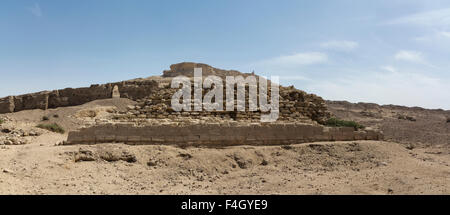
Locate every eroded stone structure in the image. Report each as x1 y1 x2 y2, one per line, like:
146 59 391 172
0 80 158 113
163 62 250 78
0 62 383 146
112 84 330 124
112 85 120 99
66 123 382 146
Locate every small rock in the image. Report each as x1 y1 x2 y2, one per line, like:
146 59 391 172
121 152 137 163
406 116 416 121
79 148 93 154
1 128 11 133
29 131 39 136
147 160 157 167
405 144 414 150
377 161 388 167
75 148 96 162
2 169 13 174
233 154 251 169
397 114 416 121
281 145 293 150
178 153 193 160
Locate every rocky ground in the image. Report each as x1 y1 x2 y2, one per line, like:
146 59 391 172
326 101 450 148
0 99 449 194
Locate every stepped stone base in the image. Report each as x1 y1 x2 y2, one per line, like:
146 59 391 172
66 123 383 147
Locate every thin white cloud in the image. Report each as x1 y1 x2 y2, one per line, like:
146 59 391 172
320 40 359 51
413 31 450 42
394 50 425 64
259 52 328 68
438 31 450 38
381 65 397 73
386 8 450 27
242 52 327 82
278 75 311 81
305 69 449 109
29 3 42 17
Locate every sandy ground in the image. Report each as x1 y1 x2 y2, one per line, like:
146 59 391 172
0 139 449 194
0 99 449 194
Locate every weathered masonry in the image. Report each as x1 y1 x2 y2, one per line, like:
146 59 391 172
66 123 383 147
0 80 159 114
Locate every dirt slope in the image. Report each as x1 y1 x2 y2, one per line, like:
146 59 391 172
1 139 449 194
0 99 449 194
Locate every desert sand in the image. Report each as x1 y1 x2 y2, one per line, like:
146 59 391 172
0 98 449 194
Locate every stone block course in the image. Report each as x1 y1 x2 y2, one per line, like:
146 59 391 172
66 123 382 147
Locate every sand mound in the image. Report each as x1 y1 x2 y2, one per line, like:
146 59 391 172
73 107 117 119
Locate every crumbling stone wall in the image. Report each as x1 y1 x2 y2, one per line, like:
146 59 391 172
114 84 331 124
66 123 383 146
13 92 49 111
0 80 159 114
163 62 250 78
0 96 15 113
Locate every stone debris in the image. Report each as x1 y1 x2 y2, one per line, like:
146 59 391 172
0 137 29 145
112 84 331 124
397 114 416 122
74 148 137 163
74 148 96 162
0 125 41 146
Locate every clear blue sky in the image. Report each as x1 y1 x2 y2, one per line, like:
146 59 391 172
1 0 449 109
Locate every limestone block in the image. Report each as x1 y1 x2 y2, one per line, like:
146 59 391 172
112 85 120 98
127 136 141 143
116 136 128 142
0 96 14 113
354 131 367 140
